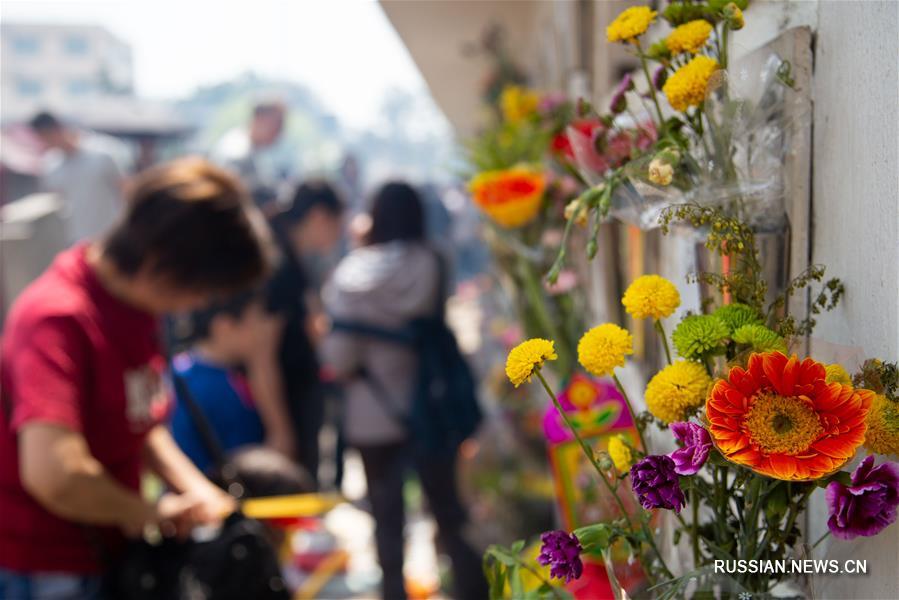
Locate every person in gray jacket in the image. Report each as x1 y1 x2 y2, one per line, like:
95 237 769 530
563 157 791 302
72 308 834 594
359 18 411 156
322 182 486 600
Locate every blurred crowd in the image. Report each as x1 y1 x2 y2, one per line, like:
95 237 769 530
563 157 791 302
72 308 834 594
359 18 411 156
0 101 488 599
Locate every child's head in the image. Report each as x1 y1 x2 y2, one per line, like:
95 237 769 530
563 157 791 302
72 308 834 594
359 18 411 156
222 445 314 498
189 290 267 364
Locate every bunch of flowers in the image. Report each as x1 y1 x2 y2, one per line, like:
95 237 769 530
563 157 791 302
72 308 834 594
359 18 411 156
484 208 899 599
546 0 789 282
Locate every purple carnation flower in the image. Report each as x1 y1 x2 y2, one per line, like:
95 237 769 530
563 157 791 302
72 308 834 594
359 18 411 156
826 455 899 540
669 422 712 475
537 530 583 583
631 455 686 513
609 73 633 114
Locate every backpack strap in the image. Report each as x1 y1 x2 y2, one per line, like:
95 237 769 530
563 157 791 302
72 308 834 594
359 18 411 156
169 358 248 499
329 320 415 432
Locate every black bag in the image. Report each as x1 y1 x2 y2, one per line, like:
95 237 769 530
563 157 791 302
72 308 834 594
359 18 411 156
106 513 288 600
100 371 289 600
332 252 482 457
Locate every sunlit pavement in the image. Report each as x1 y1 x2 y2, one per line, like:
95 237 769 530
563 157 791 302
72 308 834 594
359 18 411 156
284 450 444 599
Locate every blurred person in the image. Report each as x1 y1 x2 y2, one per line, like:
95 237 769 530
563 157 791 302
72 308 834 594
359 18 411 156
212 99 286 210
0 158 272 598
170 291 285 475
263 181 345 485
323 182 487 600
29 111 126 243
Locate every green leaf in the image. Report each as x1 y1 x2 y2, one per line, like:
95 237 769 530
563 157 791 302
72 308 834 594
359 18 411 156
574 523 612 552
511 539 526 554
510 565 524 599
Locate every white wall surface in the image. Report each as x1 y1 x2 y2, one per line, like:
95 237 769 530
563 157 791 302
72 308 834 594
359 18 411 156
808 2 899 598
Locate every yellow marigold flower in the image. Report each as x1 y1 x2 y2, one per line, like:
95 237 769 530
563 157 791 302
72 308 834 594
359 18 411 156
578 324 633 377
607 435 633 471
506 338 557 387
663 55 719 112
468 166 546 228
825 363 852 385
645 360 712 424
500 85 540 124
622 275 680 320
648 158 674 186
666 19 713 55
864 394 899 457
606 6 657 44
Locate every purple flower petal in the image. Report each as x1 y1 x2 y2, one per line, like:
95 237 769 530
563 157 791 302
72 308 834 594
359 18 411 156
630 455 686 513
537 530 584 583
826 456 899 540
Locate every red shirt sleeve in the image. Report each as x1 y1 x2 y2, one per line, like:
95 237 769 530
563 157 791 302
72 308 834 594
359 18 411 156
9 316 88 433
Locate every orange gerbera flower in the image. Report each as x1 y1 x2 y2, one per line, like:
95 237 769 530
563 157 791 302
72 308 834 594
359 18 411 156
706 351 874 481
468 167 546 228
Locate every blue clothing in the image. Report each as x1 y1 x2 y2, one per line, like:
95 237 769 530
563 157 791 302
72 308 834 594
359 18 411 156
0 568 103 599
170 353 265 474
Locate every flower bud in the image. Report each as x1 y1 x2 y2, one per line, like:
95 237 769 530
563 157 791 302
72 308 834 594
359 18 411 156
564 199 589 226
723 3 745 30
648 157 674 186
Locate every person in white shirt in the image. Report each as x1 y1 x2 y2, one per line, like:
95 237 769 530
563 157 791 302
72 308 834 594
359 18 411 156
211 100 286 211
29 112 125 244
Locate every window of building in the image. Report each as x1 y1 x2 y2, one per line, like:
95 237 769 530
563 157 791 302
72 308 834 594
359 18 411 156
64 35 90 55
12 35 41 55
16 77 44 97
67 79 94 96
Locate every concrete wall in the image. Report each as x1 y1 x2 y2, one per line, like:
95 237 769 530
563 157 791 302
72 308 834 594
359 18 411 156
807 2 899 598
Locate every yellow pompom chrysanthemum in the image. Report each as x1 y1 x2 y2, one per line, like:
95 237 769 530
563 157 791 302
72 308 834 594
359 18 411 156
607 435 633 472
506 338 558 387
622 274 681 320
578 324 633 378
825 363 852 385
666 19 713 55
662 55 718 112
500 85 540 124
864 394 899 457
606 6 657 44
644 360 712 424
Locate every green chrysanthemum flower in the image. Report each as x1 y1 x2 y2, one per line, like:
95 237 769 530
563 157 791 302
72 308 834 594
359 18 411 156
712 303 763 334
672 314 729 360
732 324 788 353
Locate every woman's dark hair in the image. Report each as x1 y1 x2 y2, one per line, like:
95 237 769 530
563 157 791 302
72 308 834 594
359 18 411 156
103 157 273 294
274 180 343 227
366 181 425 245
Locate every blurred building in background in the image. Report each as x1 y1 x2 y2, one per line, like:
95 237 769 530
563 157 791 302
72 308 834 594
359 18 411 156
1 23 133 123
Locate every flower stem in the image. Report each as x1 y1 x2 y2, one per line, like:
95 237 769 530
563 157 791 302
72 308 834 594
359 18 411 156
654 320 673 365
635 40 665 127
611 373 648 454
536 370 634 531
690 486 700 568
811 530 831 552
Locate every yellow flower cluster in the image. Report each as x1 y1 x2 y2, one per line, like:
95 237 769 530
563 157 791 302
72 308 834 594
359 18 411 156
505 338 557 387
663 55 719 112
500 85 540 124
825 363 852 385
666 19 713 55
864 394 899 457
606 6 657 43
622 275 680 320
607 435 633 472
644 360 712 424
577 324 633 378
